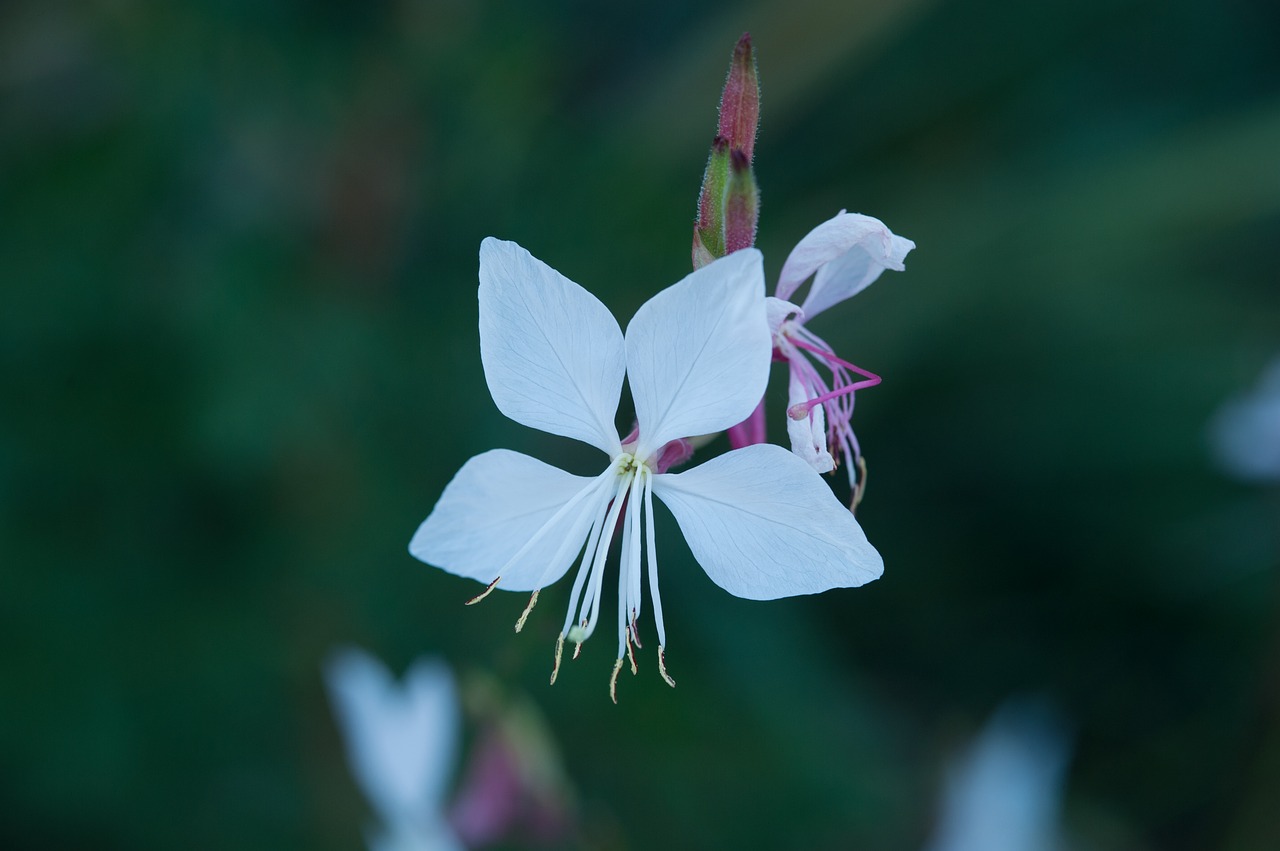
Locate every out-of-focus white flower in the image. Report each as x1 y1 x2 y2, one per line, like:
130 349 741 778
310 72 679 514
923 699 1072 851
1211 357 1280 481
325 647 464 851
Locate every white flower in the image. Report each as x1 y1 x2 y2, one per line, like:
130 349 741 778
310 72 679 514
1210 356 1280 481
324 647 464 851
410 238 882 700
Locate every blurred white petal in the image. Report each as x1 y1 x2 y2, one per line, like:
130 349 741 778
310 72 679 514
924 699 1072 851
324 647 462 845
1210 356 1280 481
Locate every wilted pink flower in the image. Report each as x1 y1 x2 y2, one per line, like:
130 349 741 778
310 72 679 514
732 210 914 508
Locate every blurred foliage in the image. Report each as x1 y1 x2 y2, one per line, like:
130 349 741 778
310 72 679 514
2 0 1279 849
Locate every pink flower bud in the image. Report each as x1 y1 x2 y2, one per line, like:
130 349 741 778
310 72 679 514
718 33 759 161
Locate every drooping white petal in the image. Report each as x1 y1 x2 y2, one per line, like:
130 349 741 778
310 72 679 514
924 699 1072 851
625 248 770 457
776 212 914 319
324 647 459 827
409 449 609 592
653 443 882 599
785 368 835 473
479 237 625 455
368 821 465 851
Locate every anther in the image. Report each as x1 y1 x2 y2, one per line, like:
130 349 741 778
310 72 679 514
465 576 501 605
568 621 587 659
550 634 565 685
514 589 539 633
657 646 676 688
625 630 638 675
609 657 624 704
851 455 868 513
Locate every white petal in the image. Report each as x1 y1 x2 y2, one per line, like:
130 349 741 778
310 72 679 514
324 647 458 826
479 237 624 454
1210 356 1280 481
625 249 770 457
368 821 466 851
785 368 835 473
776 212 914 318
924 699 1071 851
653 443 882 600
409 449 607 592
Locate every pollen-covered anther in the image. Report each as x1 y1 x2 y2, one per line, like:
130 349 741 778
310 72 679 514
851 455 869 512
625 629 638 675
514 589 539 633
466 576 501 606
609 657 625 704
657 645 676 688
550 634 565 685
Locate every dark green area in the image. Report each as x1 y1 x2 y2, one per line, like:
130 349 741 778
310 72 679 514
3 1 1278 848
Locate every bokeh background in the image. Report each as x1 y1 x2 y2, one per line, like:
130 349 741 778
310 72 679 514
4 0 1279 848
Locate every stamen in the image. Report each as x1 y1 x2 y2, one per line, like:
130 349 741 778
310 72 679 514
657 645 676 688
790 333 880 378
642 472 669 649
576 476 631 643
609 657 624 704
514 589 539 633
625 628 638 675
465 576 501 605
550 634 565 685
851 455 868 512
630 611 643 649
559 484 613 640
787 374 881 419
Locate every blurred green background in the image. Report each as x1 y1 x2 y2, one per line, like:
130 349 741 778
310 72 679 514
3 0 1279 848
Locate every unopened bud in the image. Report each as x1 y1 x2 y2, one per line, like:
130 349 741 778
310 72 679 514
692 35 763 267
723 148 758 255
718 33 760 161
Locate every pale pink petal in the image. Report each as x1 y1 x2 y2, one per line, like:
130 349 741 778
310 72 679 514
776 211 914 318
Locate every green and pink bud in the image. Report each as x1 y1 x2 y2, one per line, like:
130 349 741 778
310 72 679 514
693 33 760 269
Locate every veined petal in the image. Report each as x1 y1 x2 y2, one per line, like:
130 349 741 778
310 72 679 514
776 212 914 318
479 238 625 454
324 648 459 826
653 443 882 600
409 449 608 592
625 248 770 457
